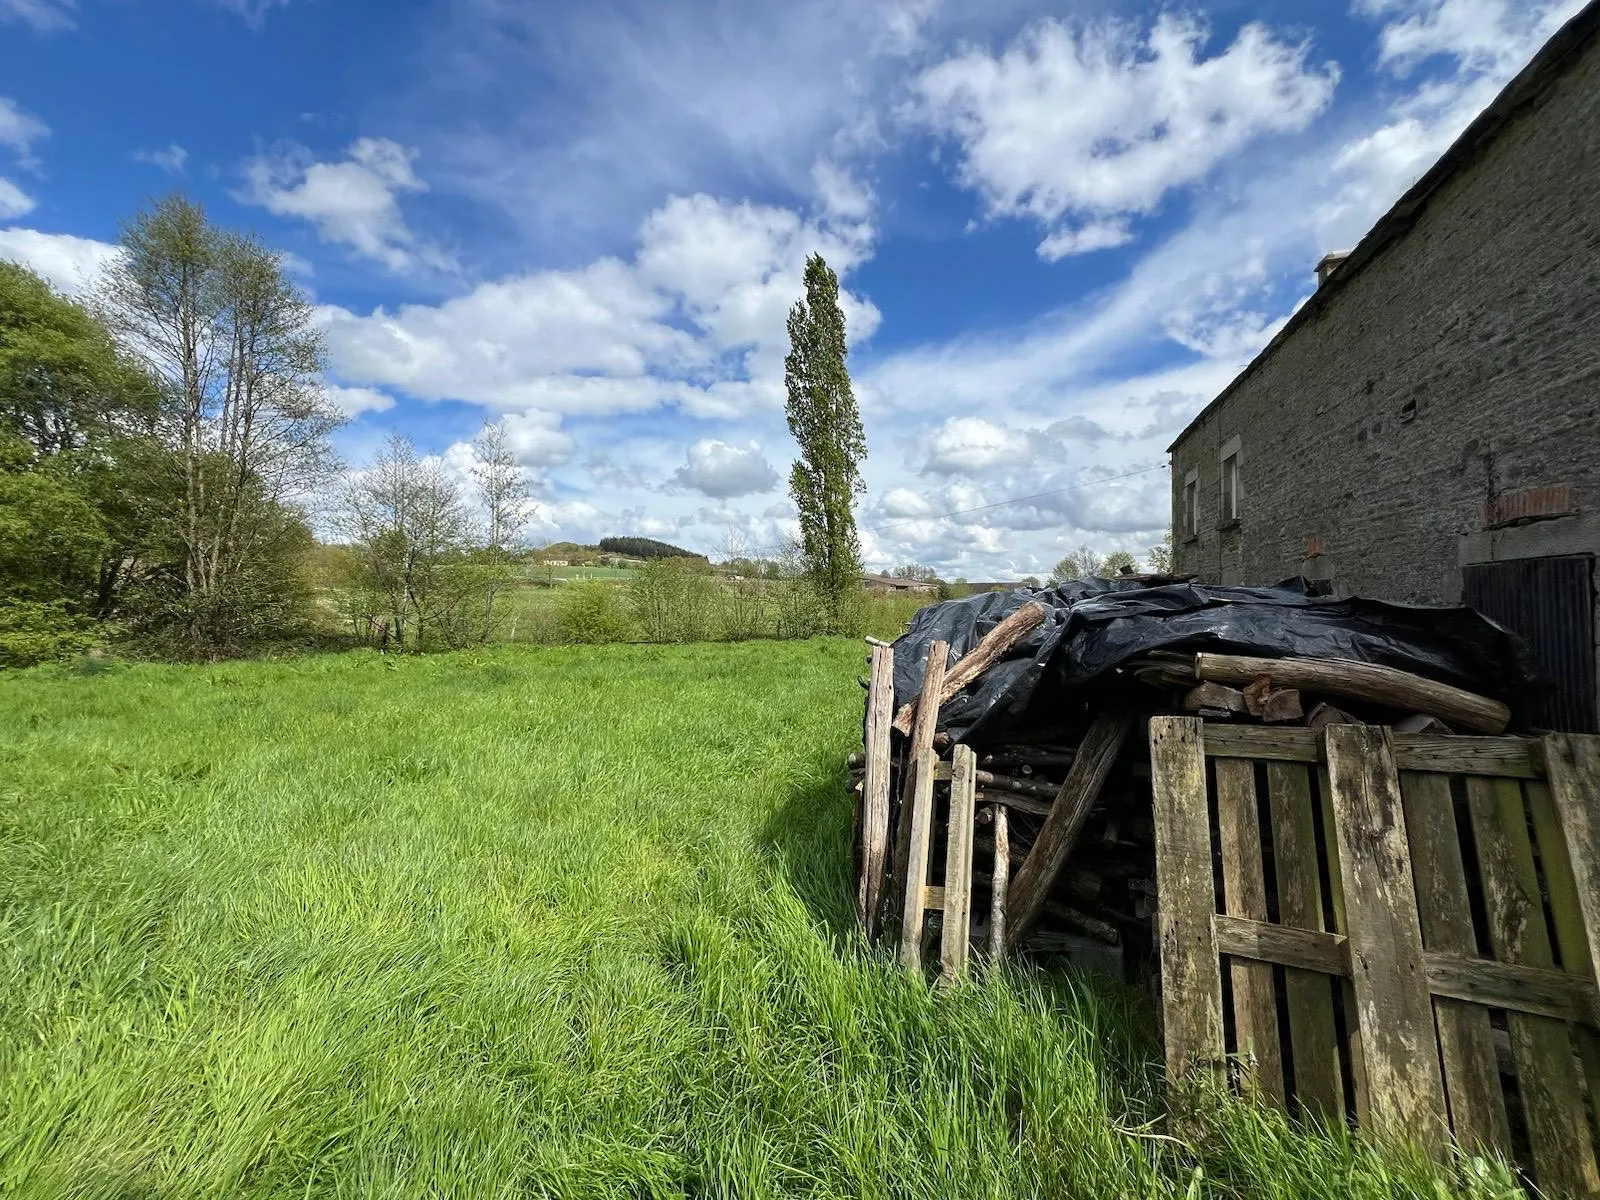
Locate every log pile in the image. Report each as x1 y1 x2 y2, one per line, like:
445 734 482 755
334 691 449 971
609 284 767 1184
849 613 1514 983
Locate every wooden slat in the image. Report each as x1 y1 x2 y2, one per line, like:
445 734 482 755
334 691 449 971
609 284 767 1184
1398 771 1511 1158
1324 725 1448 1157
1150 717 1224 1086
988 804 1008 959
1525 774 1600 1143
923 885 943 909
1213 914 1349 976
1195 653 1510 734
1423 952 1600 1023
1266 761 1343 1121
1215 760 1285 1104
897 749 939 975
890 640 948 931
973 790 1052 818
858 645 895 937
1543 735 1600 997
1201 725 1535 778
939 745 977 983
1467 776 1599 1196
1320 761 1370 1128
893 603 1047 735
1003 714 1134 952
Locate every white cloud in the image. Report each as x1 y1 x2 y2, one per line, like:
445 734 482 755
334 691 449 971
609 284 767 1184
0 0 74 32
239 138 447 273
1036 219 1134 261
134 144 188 174
671 439 779 498
0 228 121 296
910 14 1339 254
0 97 49 163
501 410 576 467
322 384 395 417
920 416 1032 476
0 178 34 220
1357 0 1587 74
811 159 874 223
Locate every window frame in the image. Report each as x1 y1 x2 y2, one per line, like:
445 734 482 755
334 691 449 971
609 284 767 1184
1219 436 1242 525
1182 468 1200 538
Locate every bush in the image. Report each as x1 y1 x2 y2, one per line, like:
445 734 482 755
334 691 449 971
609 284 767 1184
628 558 717 643
0 599 102 667
556 582 635 644
716 578 770 641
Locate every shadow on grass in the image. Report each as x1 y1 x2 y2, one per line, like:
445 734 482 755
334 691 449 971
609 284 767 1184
758 754 859 945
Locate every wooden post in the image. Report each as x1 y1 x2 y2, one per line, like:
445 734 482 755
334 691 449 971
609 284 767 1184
1323 725 1448 1159
1003 714 1134 953
988 804 1008 958
889 640 948 928
1543 735 1600 989
1215 759 1284 1105
939 745 977 982
892 603 1047 735
858 644 895 937
1149 717 1224 1088
897 749 939 974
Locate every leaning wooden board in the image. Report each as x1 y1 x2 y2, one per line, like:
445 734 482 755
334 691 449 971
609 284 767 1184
1149 718 1600 1191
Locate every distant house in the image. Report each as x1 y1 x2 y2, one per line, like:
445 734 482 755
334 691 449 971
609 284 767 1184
864 574 939 595
543 559 570 568
1166 3 1600 731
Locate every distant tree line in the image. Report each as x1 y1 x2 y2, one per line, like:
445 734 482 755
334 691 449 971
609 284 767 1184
597 536 700 561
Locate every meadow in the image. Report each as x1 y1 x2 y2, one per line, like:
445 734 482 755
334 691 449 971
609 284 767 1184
0 641 1520 1198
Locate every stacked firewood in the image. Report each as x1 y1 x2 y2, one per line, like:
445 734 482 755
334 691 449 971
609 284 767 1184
848 600 1514 983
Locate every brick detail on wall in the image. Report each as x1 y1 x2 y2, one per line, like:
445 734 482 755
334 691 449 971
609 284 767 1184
1483 484 1576 529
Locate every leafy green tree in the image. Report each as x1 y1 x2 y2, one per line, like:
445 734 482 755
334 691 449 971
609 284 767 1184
1102 550 1138 576
470 420 532 640
1049 547 1103 584
784 254 865 626
1146 529 1174 574
893 562 940 583
628 556 717 643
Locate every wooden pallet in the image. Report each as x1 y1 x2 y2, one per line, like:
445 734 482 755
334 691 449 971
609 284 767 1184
1151 718 1600 1194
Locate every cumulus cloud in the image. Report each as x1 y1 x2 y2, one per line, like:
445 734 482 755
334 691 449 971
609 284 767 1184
920 416 1032 477
0 228 122 295
1036 219 1134 261
0 0 74 32
501 410 576 467
239 138 448 273
670 439 780 498
134 144 188 174
0 178 34 220
910 14 1338 257
322 384 395 417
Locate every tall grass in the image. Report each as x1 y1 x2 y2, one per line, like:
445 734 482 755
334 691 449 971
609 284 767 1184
0 642 1520 1197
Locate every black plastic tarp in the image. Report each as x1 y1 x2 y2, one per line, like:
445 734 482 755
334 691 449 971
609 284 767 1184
890 578 1544 742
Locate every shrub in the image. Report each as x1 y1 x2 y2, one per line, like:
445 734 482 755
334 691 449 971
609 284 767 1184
628 557 717 643
556 582 634 644
0 599 102 667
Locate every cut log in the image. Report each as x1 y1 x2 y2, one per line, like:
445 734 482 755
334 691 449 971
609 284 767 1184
979 749 1076 770
1194 652 1509 734
1183 681 1246 714
1305 701 1358 731
1003 714 1135 954
857 644 896 937
933 762 1059 800
892 603 1048 735
1260 689 1303 723
988 804 1009 958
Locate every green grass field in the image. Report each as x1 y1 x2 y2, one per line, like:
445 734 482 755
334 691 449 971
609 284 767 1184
0 642 1517 1198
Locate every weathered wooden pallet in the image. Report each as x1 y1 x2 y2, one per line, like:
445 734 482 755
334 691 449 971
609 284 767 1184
1151 718 1600 1196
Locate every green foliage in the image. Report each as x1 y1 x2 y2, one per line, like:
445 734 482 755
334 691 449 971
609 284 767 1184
628 556 718 642
938 577 971 601
1050 546 1138 585
892 562 940 583
1147 529 1175 574
556 581 635 643
598 535 701 561
0 642 1520 1198
0 599 101 666
784 254 865 624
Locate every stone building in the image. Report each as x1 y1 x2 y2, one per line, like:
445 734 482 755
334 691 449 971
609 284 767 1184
1167 3 1600 731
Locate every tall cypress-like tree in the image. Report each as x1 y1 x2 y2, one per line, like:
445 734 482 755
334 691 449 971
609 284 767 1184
784 254 865 620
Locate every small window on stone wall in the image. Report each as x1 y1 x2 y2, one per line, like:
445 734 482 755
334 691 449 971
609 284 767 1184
1183 470 1199 537
1219 436 1241 524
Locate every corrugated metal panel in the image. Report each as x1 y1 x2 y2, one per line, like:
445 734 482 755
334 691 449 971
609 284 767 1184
1462 555 1597 733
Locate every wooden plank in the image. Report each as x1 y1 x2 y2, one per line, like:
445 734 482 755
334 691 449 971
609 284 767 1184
923 885 944 909
1203 724 1320 762
1215 759 1285 1104
1319 761 1370 1128
897 749 939 975
1526 774 1600 1143
1213 914 1349 976
988 804 1009 959
1200 726 1536 777
973 790 1052 818
1149 717 1224 1087
890 640 949 929
1467 775 1600 1196
1423 952 1600 1023
1398 771 1511 1159
1265 761 1344 1122
892 603 1047 735
1003 714 1134 952
939 745 977 983
857 644 896 938
1543 735 1600 997
1324 725 1448 1157
1196 653 1510 734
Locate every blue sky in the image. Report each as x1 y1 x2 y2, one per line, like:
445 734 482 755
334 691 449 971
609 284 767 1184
0 0 1584 577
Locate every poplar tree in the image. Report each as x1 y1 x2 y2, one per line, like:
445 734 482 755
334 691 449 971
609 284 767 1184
783 254 865 622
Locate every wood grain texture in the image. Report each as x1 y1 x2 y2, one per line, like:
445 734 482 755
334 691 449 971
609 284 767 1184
1195 653 1509 734
1004 714 1135 952
1324 725 1448 1158
1423 952 1600 1023
1201 725 1535 778
1215 759 1285 1104
1466 775 1599 1196
1213 915 1349 977
1398 771 1510 1158
1265 761 1343 1121
892 603 1047 735
857 645 896 937
890 640 948 930
897 749 939 975
988 804 1009 959
939 745 977 983
1150 717 1224 1088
